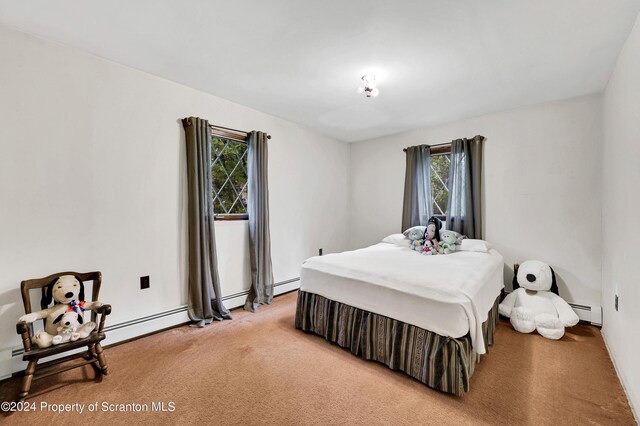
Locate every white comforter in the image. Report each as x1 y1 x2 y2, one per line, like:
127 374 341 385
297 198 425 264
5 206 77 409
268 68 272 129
300 243 504 354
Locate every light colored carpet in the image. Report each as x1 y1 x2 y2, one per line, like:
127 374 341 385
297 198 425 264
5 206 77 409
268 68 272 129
0 291 635 425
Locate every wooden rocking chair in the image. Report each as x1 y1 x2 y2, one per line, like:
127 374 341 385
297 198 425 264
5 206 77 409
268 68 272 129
15 271 112 400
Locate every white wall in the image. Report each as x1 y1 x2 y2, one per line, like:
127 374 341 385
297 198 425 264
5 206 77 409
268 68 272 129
349 95 602 308
0 25 349 356
601 12 640 416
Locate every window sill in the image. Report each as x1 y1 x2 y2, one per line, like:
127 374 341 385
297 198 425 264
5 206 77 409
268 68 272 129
214 214 248 221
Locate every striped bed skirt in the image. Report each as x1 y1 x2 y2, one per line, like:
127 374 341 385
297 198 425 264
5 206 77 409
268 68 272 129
295 291 500 396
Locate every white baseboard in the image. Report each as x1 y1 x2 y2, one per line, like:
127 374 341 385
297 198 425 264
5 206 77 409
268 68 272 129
569 302 602 326
0 348 11 381
3 278 300 378
218 278 300 312
601 329 639 424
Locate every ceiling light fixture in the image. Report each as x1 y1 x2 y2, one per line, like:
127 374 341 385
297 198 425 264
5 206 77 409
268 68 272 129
357 75 379 98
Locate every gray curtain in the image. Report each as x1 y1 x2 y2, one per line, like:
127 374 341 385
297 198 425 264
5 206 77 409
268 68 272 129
244 131 274 312
182 117 231 326
401 145 432 231
446 135 485 238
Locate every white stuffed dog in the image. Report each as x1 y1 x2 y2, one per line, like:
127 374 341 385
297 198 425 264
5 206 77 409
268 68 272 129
499 260 579 340
18 275 102 348
52 311 82 345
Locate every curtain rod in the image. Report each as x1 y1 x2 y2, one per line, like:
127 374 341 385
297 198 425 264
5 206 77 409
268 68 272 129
210 124 271 139
402 142 450 152
403 135 485 152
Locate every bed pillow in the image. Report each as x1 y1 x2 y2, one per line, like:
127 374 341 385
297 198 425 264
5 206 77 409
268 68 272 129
457 239 491 253
382 233 412 248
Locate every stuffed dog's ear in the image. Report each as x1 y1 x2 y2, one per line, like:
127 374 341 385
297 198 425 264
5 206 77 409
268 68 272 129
41 278 58 307
77 312 83 324
511 264 520 292
75 276 85 301
549 267 559 296
52 313 64 324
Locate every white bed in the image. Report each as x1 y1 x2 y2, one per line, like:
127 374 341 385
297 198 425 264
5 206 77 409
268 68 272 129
300 241 504 354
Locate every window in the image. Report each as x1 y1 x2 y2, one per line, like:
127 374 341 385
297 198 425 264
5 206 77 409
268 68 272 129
211 136 248 220
430 146 451 218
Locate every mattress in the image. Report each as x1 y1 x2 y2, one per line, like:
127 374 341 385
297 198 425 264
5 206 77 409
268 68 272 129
300 242 504 354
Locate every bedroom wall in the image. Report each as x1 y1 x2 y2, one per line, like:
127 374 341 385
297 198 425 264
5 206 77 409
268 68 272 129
601 11 640 416
0 24 350 374
348 95 603 310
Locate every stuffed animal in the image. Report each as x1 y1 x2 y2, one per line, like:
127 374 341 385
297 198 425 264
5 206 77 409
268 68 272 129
403 226 426 252
411 239 426 252
447 230 467 246
18 275 103 348
425 216 442 241
438 230 457 254
420 239 437 255
423 217 442 254
405 227 425 242
499 260 579 340
52 311 82 345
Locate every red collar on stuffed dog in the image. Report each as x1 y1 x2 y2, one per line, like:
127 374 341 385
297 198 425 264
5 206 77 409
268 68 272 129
66 300 86 313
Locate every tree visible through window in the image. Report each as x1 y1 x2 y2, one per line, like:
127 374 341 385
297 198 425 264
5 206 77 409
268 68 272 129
211 137 248 218
430 153 450 216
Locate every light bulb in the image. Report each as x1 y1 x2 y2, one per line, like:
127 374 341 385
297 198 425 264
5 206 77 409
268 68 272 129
370 88 379 97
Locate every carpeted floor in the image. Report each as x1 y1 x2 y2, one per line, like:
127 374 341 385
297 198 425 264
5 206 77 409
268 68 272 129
0 291 635 425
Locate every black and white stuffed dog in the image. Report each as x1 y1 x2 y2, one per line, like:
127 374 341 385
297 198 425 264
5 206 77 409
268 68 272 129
499 260 578 340
52 311 83 344
18 275 103 348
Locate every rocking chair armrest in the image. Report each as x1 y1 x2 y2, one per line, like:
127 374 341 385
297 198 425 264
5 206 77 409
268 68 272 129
95 304 112 316
95 304 112 333
16 322 32 352
16 322 29 335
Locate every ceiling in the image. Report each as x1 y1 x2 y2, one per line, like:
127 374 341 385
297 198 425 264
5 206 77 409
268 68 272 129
1 1 639 142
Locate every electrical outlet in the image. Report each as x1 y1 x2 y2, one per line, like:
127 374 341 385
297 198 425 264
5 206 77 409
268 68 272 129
140 276 150 290
319 248 323 256
615 294 619 311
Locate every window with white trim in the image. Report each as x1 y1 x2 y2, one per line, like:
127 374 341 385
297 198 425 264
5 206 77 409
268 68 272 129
430 147 451 218
211 136 248 219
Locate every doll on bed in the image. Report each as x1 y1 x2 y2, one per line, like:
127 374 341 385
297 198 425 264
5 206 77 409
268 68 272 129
422 216 442 255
